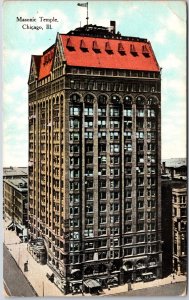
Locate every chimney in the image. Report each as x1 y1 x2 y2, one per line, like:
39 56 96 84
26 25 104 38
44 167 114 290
110 20 116 34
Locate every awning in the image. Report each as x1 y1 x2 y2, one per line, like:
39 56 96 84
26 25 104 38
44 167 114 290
142 272 153 276
84 279 101 289
7 222 14 229
16 223 24 231
71 269 81 274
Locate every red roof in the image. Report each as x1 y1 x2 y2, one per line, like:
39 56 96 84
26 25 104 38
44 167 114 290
38 46 55 80
60 35 160 71
35 34 159 80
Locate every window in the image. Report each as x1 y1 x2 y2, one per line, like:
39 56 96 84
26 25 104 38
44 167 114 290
85 132 93 139
124 248 133 256
85 120 93 128
99 144 106 152
136 132 144 139
70 119 80 128
84 107 93 116
137 201 144 208
126 189 132 198
99 239 107 247
124 131 132 139
110 203 119 211
110 192 119 199
138 212 144 220
86 192 93 201
110 215 119 223
125 167 131 174
110 107 119 117
137 235 145 243
100 180 106 188
125 224 132 232
86 156 93 165
110 156 119 164
148 109 155 117
86 217 93 225
98 119 106 128
137 223 144 231
147 223 156 231
70 218 79 227
70 132 80 141
110 120 119 128
137 109 144 117
70 106 80 116
125 202 132 209
110 144 120 153
124 236 132 244
98 108 106 116
110 132 119 140
99 252 107 259
98 132 106 139
147 132 156 140
99 228 107 235
85 169 93 176
110 180 119 188
70 169 79 178
70 182 79 190
85 242 94 249
100 192 106 199
70 207 79 215
125 213 132 221
70 145 79 153
86 144 93 152
137 189 144 197
110 168 119 176
70 157 79 166
124 109 132 117
100 203 106 211
125 143 132 151
110 227 119 235
86 205 93 213
136 246 145 254
100 216 106 223
99 156 106 164
85 253 94 261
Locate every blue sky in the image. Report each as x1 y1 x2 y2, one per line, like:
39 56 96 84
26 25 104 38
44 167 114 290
3 0 186 167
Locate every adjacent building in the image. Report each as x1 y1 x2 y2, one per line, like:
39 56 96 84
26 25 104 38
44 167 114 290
3 166 28 179
172 186 187 275
28 22 162 293
4 177 28 241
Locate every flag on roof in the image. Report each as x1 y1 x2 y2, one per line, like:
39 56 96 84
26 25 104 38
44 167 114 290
77 2 88 7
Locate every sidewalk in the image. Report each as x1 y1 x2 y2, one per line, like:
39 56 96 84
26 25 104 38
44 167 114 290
4 219 62 297
3 219 187 297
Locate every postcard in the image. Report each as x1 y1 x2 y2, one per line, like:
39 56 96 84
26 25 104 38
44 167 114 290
3 0 187 297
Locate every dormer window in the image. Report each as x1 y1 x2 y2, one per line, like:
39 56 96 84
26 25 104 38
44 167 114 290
80 39 88 52
118 42 126 55
92 40 100 53
66 38 75 51
130 44 137 56
142 45 150 57
105 41 113 54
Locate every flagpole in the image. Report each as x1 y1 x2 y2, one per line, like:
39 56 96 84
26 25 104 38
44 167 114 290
86 2 88 26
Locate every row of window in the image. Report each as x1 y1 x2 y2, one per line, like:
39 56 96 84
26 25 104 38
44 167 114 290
70 107 156 117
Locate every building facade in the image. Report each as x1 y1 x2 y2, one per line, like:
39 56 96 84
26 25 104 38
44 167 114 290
28 22 162 293
172 186 187 275
4 178 28 240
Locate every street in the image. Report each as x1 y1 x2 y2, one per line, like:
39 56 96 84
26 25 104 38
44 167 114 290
106 282 186 297
3 243 37 296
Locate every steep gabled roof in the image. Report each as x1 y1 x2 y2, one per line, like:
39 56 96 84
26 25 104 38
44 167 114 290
38 45 55 80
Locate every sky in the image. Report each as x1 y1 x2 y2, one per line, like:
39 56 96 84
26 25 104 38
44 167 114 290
3 0 187 167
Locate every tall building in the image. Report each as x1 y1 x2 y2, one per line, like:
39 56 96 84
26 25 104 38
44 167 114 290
28 22 162 293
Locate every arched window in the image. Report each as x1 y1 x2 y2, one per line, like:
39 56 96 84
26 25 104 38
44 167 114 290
136 96 145 106
84 94 94 104
70 93 80 103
